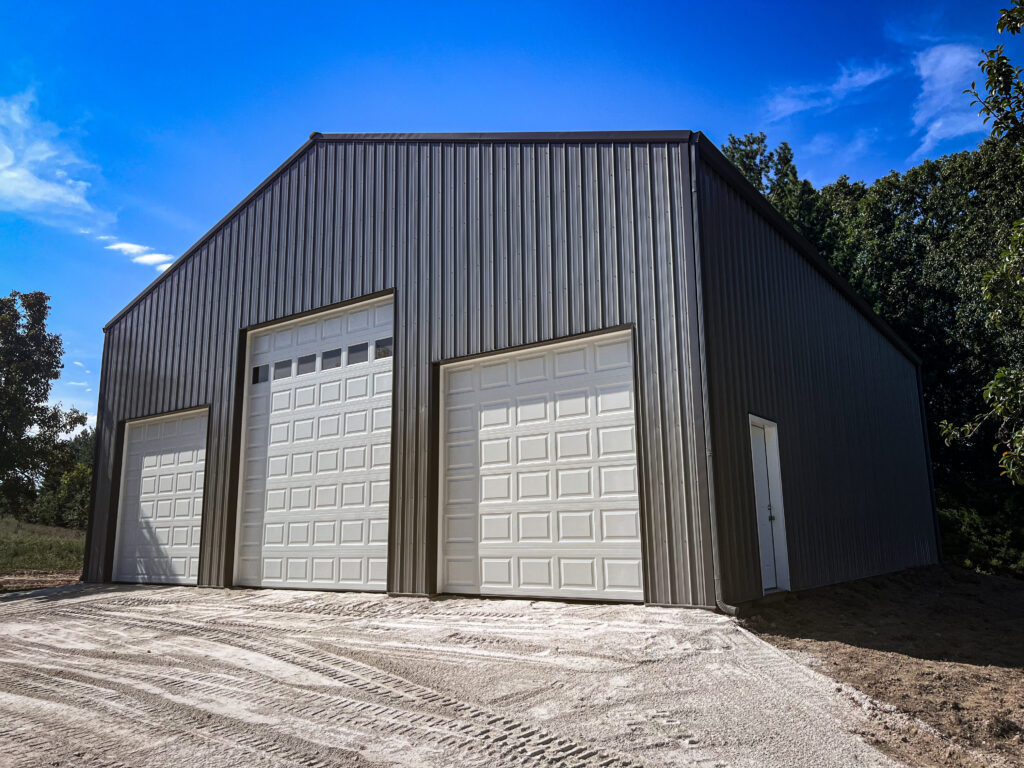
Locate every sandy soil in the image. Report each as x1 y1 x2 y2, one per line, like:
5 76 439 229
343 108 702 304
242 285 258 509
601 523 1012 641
744 566 1024 768
0 585 905 768
0 569 81 594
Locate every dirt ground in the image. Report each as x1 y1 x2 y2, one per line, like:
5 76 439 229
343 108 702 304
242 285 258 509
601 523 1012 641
744 565 1024 768
0 584 907 768
0 569 80 593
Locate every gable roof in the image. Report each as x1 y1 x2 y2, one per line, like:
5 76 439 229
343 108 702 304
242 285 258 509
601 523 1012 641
102 130 918 367
104 131 695 331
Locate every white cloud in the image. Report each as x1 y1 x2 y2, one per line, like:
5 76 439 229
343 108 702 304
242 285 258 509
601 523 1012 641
66 381 88 387
105 241 150 255
911 43 987 157
767 63 896 122
73 360 84 367
0 90 101 226
156 262 173 272
131 252 174 266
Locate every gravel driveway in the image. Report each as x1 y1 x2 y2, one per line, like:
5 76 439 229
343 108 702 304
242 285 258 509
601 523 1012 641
0 585 901 767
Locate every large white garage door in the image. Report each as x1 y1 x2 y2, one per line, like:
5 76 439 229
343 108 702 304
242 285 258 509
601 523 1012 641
439 331 644 601
235 298 393 590
114 410 207 584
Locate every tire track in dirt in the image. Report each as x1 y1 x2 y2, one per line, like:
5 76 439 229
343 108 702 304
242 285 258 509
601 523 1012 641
2 601 644 768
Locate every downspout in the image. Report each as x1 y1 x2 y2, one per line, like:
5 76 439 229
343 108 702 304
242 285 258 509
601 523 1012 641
689 136 740 616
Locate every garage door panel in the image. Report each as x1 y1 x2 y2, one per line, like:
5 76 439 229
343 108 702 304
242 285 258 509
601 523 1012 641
114 410 208 585
439 332 644 602
236 298 393 591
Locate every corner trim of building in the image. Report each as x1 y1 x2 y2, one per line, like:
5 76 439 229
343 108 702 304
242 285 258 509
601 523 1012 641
687 137 738 616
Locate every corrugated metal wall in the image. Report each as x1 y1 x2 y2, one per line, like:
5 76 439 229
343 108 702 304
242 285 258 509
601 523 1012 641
87 133 718 607
693 145 938 604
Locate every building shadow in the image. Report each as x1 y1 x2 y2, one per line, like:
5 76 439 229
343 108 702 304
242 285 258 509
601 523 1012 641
743 564 1024 670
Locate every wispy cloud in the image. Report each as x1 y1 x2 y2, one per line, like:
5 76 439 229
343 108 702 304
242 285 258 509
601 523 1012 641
105 239 177 271
104 241 150 255
0 89 177 273
911 43 986 157
131 252 175 267
0 90 104 227
767 63 896 122
66 381 88 387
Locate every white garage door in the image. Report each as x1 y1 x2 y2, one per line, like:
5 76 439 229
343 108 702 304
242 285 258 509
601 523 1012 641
114 410 207 584
439 331 644 601
235 298 393 590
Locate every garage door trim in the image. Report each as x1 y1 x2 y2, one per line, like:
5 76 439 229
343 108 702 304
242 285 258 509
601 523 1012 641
435 327 645 602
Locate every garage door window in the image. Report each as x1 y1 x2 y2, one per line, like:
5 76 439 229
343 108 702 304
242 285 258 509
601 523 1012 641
348 343 368 365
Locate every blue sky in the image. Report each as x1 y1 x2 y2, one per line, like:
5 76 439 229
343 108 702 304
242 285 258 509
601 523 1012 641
0 1 1019 427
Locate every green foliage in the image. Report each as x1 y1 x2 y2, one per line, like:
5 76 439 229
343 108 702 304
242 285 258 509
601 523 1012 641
966 0 1024 143
27 428 94 529
0 291 87 524
30 460 92 529
937 487 1024 577
0 516 85 575
943 1 1024 487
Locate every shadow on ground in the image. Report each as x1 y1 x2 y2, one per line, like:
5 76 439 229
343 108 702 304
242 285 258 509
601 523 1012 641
746 565 1024 668
744 565 1024 768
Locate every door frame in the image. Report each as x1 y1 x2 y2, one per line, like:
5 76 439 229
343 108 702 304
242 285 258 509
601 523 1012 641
748 413 790 593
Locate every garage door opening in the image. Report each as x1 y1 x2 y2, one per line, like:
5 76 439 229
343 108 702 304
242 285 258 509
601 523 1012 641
438 331 644 601
234 297 393 590
113 409 208 584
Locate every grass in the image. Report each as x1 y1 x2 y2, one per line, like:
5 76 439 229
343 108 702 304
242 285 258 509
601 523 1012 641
0 516 85 575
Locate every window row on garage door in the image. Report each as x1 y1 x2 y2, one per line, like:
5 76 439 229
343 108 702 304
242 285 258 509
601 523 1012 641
113 296 644 602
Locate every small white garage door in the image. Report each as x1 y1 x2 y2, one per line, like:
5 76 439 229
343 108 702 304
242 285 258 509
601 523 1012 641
439 331 644 601
114 410 207 584
235 298 393 590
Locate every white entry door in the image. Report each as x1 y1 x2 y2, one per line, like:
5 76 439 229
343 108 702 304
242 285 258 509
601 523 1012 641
749 415 790 593
114 410 207 584
235 298 393 590
439 331 644 601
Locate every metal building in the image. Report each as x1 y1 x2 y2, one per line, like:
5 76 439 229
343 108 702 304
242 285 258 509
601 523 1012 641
85 131 938 608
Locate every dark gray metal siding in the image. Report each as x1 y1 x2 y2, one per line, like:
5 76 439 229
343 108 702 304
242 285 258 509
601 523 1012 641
87 134 717 607
693 144 938 604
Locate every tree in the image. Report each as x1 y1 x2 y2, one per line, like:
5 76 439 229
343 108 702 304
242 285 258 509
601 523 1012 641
0 291 86 518
31 428 94 529
943 0 1024 485
722 132 829 254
